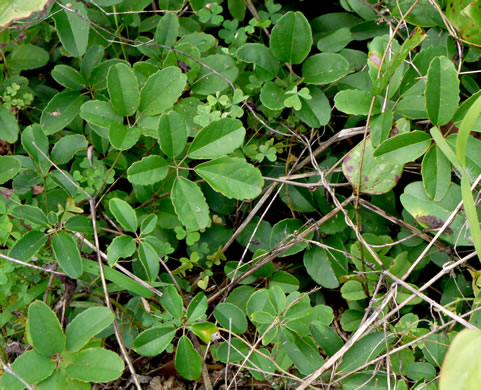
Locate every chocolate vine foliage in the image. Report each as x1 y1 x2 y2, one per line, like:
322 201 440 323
2 0 481 388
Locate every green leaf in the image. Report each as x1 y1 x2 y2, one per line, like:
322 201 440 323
190 322 219 344
310 322 343 357
400 181 473 246
425 56 460 126
107 63 140 117
140 214 158 236
295 86 331 128
139 66 187 116
188 118 245 159
191 54 238 95
236 43 279 81
40 90 86 135
422 145 451 201
303 246 340 289
194 157 263 200
334 89 381 115
0 104 19 143
175 336 203 381
338 332 394 372
251 311 275 324
133 326 176 356
373 131 431 164
260 81 285 110
21 124 49 173
461 174 481 264
66 348 124 383
270 271 300 292
228 0 246 20
213 302 248 334
66 307 115 352
0 350 55 390
439 329 481 390
158 111 187 159
171 177 210 232
83 258 153 298
406 361 436 381
269 218 312 257
159 285 184 319
457 95 481 168
52 232 84 278
52 64 87 90
138 241 160 281
154 12 179 53
127 155 169 186
109 198 138 233
11 205 48 227
80 100 123 128
341 280 367 300
270 11 312 64
267 285 286 314
52 1 89 57
342 138 404 195
280 329 324 375
317 27 352 52
0 0 51 28
0 156 21 184
430 126 462 171
187 292 208 323
51 134 88 165
302 53 350 85
107 235 136 266
109 123 140 151
89 58 128 91
164 43 201 84
372 27 426 95
28 300 66 356
7 43 48 70
9 230 47 261
370 109 393 147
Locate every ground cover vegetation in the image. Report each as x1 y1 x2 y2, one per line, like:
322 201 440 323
1 0 481 388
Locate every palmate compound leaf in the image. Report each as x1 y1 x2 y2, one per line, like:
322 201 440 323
171 177 210 232
188 118 245 159
194 157 263 200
